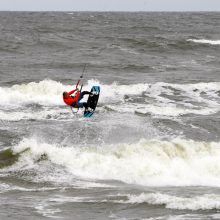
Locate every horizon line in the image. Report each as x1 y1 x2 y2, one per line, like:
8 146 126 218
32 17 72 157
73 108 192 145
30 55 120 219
0 10 219 12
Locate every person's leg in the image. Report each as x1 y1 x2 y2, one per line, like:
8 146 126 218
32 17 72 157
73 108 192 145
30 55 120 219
78 91 91 102
78 92 84 102
77 91 92 108
76 102 88 109
77 102 84 108
83 102 88 109
83 91 91 95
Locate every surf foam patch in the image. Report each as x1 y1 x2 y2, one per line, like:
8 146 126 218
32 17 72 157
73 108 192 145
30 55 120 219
6 138 220 187
187 39 220 45
121 192 220 210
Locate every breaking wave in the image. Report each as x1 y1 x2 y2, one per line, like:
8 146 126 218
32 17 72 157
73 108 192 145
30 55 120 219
2 137 220 187
30 192 220 211
118 193 220 210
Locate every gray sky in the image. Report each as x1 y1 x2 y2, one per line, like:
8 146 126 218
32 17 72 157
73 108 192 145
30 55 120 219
0 0 220 11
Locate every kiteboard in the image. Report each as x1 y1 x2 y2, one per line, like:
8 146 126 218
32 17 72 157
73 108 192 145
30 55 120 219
84 86 100 118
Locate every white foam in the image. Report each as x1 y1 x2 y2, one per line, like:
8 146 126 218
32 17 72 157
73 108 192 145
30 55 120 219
188 39 220 45
0 183 11 193
109 102 217 118
125 192 220 210
0 79 149 107
0 108 72 121
135 104 218 117
33 192 220 211
0 80 65 107
72 181 114 189
35 202 61 218
0 80 219 120
106 81 220 117
0 182 58 193
8 138 220 187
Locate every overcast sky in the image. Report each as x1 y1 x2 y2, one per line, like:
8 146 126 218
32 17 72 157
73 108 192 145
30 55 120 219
0 0 220 11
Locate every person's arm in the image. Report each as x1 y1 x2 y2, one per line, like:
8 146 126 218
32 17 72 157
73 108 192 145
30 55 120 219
68 88 78 95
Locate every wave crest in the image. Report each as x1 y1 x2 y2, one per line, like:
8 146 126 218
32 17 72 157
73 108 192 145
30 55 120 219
187 39 220 45
4 138 220 187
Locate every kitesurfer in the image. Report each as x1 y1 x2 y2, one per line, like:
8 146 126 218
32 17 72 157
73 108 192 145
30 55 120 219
63 88 93 109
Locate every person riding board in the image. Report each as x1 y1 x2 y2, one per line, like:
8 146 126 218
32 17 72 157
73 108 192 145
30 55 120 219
63 88 93 110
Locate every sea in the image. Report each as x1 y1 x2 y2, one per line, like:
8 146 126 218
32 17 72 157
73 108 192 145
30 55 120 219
0 12 220 220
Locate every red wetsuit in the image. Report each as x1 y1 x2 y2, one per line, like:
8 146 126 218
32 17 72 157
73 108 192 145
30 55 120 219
63 89 81 107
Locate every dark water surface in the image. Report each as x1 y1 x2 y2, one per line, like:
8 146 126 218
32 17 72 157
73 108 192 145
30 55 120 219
0 12 220 220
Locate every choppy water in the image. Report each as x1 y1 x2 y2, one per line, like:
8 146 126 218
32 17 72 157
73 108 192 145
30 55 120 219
0 12 220 220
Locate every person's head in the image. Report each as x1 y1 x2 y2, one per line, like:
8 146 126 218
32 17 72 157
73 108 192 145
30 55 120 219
63 92 68 99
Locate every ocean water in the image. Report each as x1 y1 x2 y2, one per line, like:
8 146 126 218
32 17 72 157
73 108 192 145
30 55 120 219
0 12 220 220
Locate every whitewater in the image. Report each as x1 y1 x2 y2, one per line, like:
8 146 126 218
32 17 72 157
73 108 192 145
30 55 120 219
0 12 220 220
0 79 219 120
